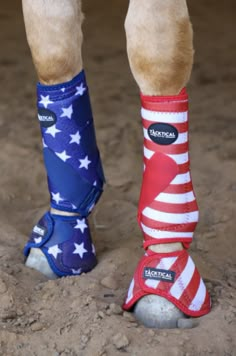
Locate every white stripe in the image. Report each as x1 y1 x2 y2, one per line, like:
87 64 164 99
170 257 195 299
143 208 199 224
189 279 206 311
142 108 187 123
174 132 188 144
143 146 154 159
141 223 193 240
170 172 191 185
155 191 195 204
167 152 189 165
145 257 177 289
144 147 189 165
143 128 188 145
126 278 135 304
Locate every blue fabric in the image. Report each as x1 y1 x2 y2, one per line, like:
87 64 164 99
24 212 97 277
37 70 105 215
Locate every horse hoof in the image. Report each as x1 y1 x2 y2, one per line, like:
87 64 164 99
134 294 185 329
25 248 58 279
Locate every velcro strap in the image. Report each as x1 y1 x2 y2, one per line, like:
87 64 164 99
44 148 103 216
138 151 178 222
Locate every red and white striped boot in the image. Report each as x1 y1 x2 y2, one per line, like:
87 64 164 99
123 89 211 327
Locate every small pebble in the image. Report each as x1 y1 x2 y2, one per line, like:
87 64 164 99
100 276 117 290
98 311 105 319
112 333 129 350
109 303 122 315
31 321 44 331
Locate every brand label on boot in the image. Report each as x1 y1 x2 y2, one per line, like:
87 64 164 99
147 123 178 145
143 267 176 283
38 108 57 127
33 224 47 237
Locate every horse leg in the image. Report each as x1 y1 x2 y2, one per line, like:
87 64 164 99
123 0 211 328
22 0 104 278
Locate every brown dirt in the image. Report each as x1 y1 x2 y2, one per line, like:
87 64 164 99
0 0 235 355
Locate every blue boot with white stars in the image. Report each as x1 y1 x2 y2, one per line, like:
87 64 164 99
24 212 97 278
24 70 105 278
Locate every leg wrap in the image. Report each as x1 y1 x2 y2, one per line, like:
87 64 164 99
123 90 211 316
138 89 198 249
24 70 105 276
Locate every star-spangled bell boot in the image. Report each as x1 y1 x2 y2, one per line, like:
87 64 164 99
24 70 105 278
123 89 211 326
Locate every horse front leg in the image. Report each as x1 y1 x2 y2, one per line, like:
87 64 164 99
123 0 211 328
22 0 105 278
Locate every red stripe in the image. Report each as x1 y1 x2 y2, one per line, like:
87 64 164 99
141 214 197 233
141 88 188 104
142 119 188 133
149 200 198 214
143 238 192 249
177 161 190 174
155 253 189 294
164 181 193 194
141 101 188 112
178 268 201 307
144 139 188 154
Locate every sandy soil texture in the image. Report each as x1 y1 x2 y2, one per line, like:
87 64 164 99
0 0 235 355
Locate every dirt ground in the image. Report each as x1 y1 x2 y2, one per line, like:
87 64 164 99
0 0 235 355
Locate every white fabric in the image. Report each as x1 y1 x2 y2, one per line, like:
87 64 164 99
155 191 196 204
189 279 207 311
143 208 199 224
170 256 195 299
141 223 193 240
141 108 187 123
126 278 135 304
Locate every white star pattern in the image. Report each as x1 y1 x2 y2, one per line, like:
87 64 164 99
34 237 42 244
79 156 91 170
52 192 64 205
69 131 81 145
73 242 87 258
75 83 86 96
45 125 61 138
55 150 71 162
72 268 82 275
39 95 53 108
61 87 65 92
92 244 96 255
74 218 88 233
93 181 97 186
48 245 62 259
71 204 77 210
60 104 73 119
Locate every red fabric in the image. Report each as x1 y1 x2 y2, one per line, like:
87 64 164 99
138 152 178 220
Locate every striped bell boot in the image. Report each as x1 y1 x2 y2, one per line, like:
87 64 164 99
123 89 211 317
